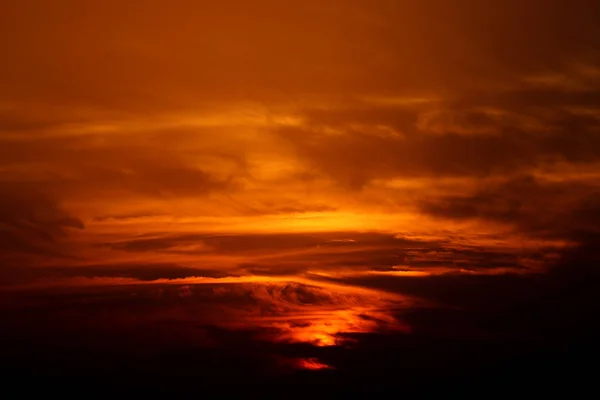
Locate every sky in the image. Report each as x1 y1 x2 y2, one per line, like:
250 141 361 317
1 0 600 393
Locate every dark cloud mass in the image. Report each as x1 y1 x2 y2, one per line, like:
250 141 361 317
0 186 83 260
419 175 600 243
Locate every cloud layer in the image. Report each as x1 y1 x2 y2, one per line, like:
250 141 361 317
1 2 600 391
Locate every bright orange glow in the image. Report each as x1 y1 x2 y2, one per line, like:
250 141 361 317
255 307 411 347
295 358 333 371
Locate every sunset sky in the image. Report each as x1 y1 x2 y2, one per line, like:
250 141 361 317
2 0 600 392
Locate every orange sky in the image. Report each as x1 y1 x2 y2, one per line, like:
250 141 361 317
1 0 600 350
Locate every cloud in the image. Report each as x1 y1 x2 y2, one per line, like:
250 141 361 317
0 277 409 349
0 185 83 261
2 269 596 391
98 231 424 254
418 175 600 242
2 1 600 393
1 0 599 232
49 263 237 281
0 133 241 200
274 60 600 189
1 1 598 112
95 231 456 275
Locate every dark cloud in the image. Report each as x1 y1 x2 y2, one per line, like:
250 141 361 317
99 231 430 255
0 134 240 199
0 185 83 262
1 273 597 394
419 175 600 242
94 230 535 276
50 263 236 281
278 75 600 187
0 279 406 363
